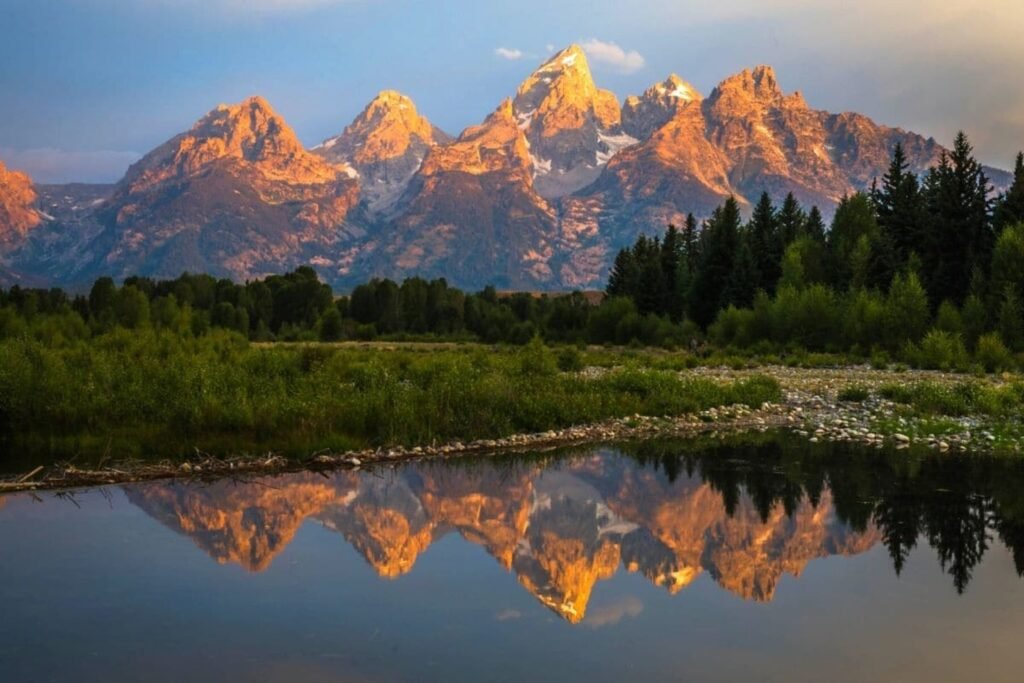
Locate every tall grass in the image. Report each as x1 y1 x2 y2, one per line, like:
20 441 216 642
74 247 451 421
878 381 1024 417
0 331 780 462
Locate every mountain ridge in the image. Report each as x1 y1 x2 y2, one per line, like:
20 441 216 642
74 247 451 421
0 45 1014 291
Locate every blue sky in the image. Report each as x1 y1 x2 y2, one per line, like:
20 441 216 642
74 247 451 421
1 0 1022 182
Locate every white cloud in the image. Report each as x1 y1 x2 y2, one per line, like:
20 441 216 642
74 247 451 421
495 47 524 61
580 39 645 74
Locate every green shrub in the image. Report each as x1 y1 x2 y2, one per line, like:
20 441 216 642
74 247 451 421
556 346 585 372
838 385 871 402
917 330 968 371
975 333 1015 373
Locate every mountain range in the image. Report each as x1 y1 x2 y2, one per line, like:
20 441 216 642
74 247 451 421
0 45 1012 291
124 453 879 622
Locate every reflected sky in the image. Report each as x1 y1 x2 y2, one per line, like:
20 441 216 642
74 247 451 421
2 441 1024 682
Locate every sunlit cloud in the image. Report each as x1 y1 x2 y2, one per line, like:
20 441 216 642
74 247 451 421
582 596 644 628
580 39 645 74
495 47 524 61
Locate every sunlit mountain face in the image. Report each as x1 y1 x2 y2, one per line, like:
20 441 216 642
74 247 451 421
119 439 1024 622
2 45 1014 291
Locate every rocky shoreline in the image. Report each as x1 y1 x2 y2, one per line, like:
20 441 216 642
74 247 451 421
1 364 1020 494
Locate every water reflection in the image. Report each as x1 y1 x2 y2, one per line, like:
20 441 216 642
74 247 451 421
107 436 1024 623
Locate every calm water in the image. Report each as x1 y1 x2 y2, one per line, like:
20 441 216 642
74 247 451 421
3 437 1024 682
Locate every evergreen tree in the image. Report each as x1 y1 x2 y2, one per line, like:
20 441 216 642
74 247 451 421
827 193 885 291
995 152 1024 231
634 235 667 315
805 206 827 243
884 271 930 348
874 142 926 270
778 192 807 245
923 133 994 306
748 192 783 293
606 247 639 300
661 225 685 320
682 213 699 271
689 197 742 327
725 235 759 308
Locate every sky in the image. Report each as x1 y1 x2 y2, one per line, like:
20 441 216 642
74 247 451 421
1 0 1022 183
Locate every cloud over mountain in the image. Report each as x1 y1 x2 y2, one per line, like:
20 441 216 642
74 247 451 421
580 39 645 74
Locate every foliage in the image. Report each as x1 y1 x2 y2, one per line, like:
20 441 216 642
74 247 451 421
0 332 782 462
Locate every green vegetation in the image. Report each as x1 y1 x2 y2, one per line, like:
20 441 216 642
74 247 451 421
877 380 1024 418
837 385 871 402
2 135 1024 466
0 331 780 464
1 137 1023 370
608 135 1024 369
623 434 1024 591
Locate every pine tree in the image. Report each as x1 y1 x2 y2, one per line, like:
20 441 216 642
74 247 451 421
994 152 1024 231
923 133 994 306
682 213 699 271
747 192 782 293
689 197 742 326
826 193 883 291
661 225 685 320
778 192 807 245
632 235 666 315
874 142 926 270
805 206 827 243
726 234 759 308
606 247 638 299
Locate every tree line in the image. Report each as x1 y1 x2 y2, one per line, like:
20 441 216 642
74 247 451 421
607 134 1024 367
627 436 1024 592
1 132 1023 365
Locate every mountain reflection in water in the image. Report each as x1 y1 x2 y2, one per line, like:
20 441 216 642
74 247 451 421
117 439 1024 622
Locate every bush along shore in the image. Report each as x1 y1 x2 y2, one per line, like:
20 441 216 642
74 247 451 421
7 355 1024 492
0 334 783 480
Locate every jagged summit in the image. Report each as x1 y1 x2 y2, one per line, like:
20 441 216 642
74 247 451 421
315 90 449 164
315 90 450 212
122 95 347 194
655 74 700 102
418 97 533 179
708 65 809 114
81 95 362 282
714 65 783 100
512 44 633 198
525 44 591 80
622 74 703 140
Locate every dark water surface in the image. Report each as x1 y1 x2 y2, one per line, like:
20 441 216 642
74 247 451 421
3 437 1024 682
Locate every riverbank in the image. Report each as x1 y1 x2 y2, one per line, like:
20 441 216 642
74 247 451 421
4 363 1024 493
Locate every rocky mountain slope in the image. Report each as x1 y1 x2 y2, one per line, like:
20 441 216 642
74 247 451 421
512 45 636 198
314 90 451 213
0 45 1013 291
0 161 41 248
361 99 562 288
